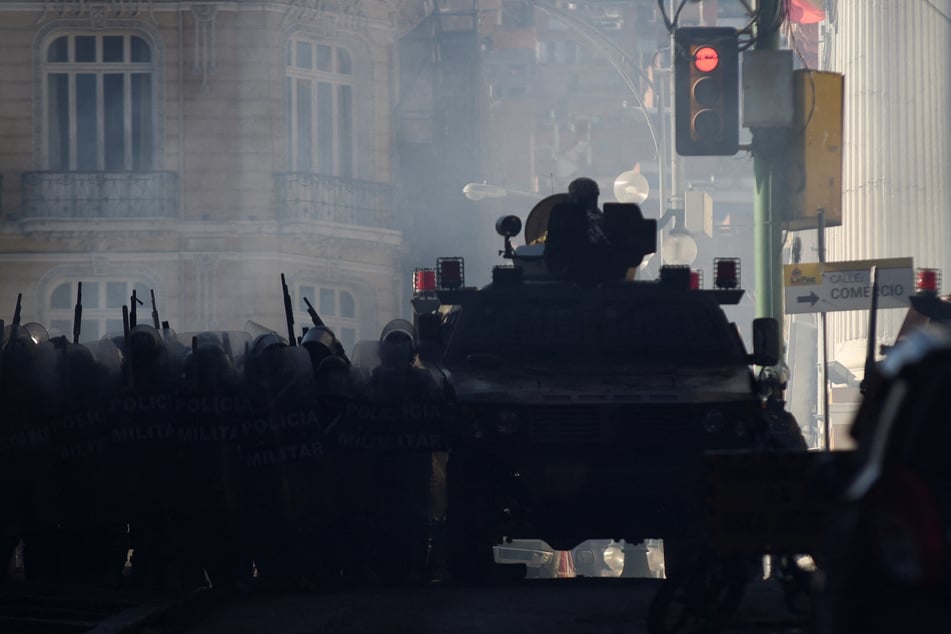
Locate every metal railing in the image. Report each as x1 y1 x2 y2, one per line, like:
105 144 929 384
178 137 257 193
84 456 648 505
275 172 395 230
21 171 180 220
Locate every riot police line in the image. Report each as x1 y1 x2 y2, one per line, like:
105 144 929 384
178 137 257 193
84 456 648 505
1 293 449 594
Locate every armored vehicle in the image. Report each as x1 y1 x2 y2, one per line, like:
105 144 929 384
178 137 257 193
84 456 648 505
411 195 788 581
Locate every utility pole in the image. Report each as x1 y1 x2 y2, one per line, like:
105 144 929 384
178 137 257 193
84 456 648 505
753 0 785 323
664 0 684 265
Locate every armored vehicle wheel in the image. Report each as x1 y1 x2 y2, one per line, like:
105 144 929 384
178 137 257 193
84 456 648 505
647 554 748 634
446 490 496 583
446 452 497 584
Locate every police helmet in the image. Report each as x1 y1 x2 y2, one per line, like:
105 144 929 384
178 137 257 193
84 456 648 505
379 319 416 368
301 326 340 366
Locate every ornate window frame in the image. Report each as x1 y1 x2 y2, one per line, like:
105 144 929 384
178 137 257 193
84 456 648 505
42 268 159 343
33 19 165 171
283 26 375 179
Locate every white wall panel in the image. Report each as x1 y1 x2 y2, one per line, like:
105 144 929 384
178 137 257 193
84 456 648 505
824 0 951 368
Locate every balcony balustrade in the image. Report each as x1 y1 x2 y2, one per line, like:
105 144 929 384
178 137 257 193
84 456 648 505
21 171 180 220
19 171 394 229
275 172 395 230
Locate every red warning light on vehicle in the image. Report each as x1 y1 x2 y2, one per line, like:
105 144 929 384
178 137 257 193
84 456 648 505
413 267 437 296
714 257 740 289
915 268 941 295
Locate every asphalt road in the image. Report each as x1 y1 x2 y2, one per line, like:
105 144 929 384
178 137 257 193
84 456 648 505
168 577 810 634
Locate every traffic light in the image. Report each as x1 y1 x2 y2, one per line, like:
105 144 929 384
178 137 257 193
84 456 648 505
675 27 739 156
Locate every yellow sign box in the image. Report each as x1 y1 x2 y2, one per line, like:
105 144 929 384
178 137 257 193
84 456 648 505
779 70 844 231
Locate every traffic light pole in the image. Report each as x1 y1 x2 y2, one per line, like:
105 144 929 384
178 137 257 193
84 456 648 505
753 0 785 324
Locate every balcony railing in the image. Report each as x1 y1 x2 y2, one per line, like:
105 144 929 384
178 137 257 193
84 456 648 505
275 172 395 230
21 171 180 220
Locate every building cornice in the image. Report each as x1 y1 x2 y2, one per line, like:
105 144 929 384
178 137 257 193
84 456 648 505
0 247 398 277
5 217 403 247
1 1 398 34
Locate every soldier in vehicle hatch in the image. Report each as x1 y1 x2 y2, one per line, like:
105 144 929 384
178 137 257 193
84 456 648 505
759 364 808 450
544 177 616 284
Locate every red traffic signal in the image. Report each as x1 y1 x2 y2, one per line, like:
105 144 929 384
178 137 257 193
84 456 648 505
675 27 739 156
693 46 719 73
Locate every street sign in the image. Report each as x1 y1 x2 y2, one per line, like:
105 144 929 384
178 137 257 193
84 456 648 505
784 257 914 314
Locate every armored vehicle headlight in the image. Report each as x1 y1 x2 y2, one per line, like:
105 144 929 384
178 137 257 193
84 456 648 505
458 405 486 439
701 410 724 434
602 543 625 573
496 408 520 435
472 423 485 439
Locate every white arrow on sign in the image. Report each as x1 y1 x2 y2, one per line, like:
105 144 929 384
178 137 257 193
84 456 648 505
783 258 915 314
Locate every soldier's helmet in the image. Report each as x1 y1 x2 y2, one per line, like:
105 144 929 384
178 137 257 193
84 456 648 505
758 365 788 397
568 177 600 207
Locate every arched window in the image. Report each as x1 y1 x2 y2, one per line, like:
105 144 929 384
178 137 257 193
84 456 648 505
47 279 153 342
43 33 155 171
286 37 354 178
296 283 359 354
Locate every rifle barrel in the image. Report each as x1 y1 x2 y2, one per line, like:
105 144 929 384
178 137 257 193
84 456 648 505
13 293 22 327
10 293 22 341
151 289 160 329
122 304 132 389
73 282 83 344
863 266 880 394
303 297 324 327
130 290 138 329
281 273 296 346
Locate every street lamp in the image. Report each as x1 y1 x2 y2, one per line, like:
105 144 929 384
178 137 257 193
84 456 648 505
462 183 542 201
613 169 650 204
661 225 698 266
462 183 508 200
656 197 698 266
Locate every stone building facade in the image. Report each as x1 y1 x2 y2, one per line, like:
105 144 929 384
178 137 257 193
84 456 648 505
0 0 413 353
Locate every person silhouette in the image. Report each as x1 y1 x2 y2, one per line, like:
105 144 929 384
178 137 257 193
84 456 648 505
544 177 614 284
